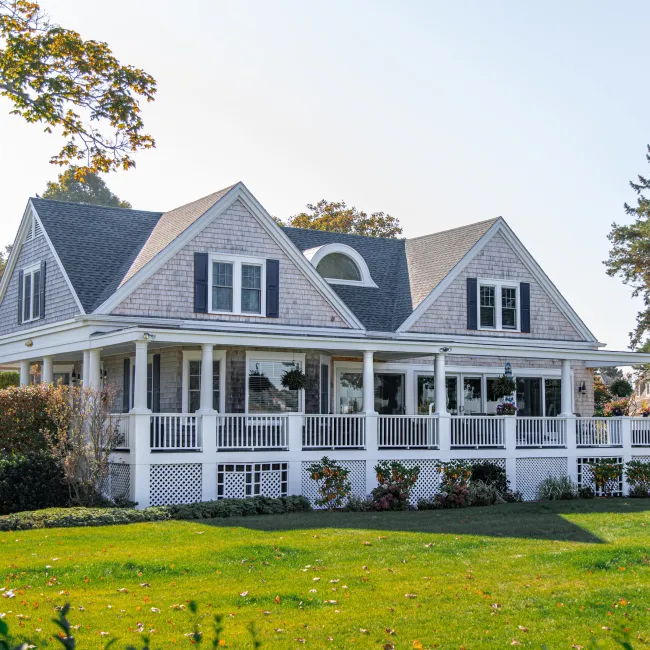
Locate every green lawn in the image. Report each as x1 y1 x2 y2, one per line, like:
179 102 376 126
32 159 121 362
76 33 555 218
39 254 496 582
0 500 649 649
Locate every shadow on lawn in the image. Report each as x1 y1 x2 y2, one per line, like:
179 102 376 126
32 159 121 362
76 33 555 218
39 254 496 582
201 499 650 544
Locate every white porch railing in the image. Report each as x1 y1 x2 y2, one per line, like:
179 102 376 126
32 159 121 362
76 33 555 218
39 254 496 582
378 415 439 449
216 414 289 450
631 417 650 446
516 417 566 448
150 414 201 451
303 414 366 449
575 417 622 447
451 416 505 448
108 413 130 450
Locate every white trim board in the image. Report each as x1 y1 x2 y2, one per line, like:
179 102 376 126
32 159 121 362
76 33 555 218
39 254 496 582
93 183 365 331
396 218 597 343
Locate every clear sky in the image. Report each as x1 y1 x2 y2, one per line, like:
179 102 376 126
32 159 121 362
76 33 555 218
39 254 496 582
0 0 647 351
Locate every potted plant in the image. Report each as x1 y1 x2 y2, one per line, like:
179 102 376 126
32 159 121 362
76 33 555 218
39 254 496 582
281 366 307 391
496 402 517 416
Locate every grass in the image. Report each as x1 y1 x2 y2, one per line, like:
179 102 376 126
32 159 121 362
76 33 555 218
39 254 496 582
0 500 648 648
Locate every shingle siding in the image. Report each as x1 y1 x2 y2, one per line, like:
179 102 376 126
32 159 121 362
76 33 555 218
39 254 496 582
112 200 348 328
0 234 80 336
409 232 586 341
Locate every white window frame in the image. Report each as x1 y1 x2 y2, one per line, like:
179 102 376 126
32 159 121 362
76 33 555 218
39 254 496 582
244 350 305 414
181 349 226 413
208 253 267 316
303 243 378 287
477 278 520 332
21 262 42 323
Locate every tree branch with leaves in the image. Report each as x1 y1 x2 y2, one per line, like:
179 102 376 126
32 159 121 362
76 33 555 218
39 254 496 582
0 0 156 176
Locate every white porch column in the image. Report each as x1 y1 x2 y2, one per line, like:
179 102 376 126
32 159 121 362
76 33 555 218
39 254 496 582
434 354 447 415
19 360 30 386
88 348 102 391
560 360 573 416
132 340 150 413
82 350 90 387
42 356 54 384
198 343 215 413
362 351 376 414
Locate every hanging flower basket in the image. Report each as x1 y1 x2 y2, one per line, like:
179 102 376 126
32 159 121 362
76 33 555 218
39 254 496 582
281 367 307 391
496 402 517 416
489 375 517 401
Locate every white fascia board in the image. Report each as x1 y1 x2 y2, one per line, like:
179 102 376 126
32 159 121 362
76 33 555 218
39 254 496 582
93 182 365 331
0 202 36 305
396 218 504 333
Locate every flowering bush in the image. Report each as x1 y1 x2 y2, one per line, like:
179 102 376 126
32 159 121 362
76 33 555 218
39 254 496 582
433 461 472 508
625 460 650 497
603 398 631 417
307 457 351 509
371 461 420 510
496 402 517 415
585 459 623 496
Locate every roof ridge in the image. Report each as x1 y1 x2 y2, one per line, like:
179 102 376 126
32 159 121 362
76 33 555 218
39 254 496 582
406 217 500 242
30 197 161 214
163 184 237 215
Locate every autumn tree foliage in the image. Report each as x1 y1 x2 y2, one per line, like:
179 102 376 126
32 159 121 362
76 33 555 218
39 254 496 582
282 199 402 238
0 0 156 176
42 166 131 207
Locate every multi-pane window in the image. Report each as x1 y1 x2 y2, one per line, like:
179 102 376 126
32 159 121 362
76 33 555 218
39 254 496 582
479 285 495 328
212 262 233 312
188 360 221 412
501 287 517 329
477 281 519 331
241 264 261 314
22 265 41 322
248 360 300 413
209 256 266 315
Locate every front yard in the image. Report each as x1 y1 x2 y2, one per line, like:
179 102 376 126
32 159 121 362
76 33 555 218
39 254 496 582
0 500 648 648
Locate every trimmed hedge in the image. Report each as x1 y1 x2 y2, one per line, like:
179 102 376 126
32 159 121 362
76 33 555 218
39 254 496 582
0 452 69 514
0 495 312 531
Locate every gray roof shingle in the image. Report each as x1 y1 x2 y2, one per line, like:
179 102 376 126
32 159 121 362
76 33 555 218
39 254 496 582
31 198 163 312
30 191 498 331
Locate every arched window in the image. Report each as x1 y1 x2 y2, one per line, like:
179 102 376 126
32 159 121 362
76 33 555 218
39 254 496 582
316 252 362 281
304 243 377 287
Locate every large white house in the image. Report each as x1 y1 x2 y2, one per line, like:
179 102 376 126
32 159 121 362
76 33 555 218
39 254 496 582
1 182 649 506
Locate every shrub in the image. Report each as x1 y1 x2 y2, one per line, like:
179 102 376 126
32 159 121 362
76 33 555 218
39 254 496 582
609 378 634 398
603 398 630 417
0 452 69 514
344 495 374 512
371 460 420 511
471 462 509 493
625 460 650 497
307 457 351 509
0 496 312 531
468 479 505 506
0 384 60 453
434 460 472 508
536 475 577 501
586 459 623 496
0 371 19 389
578 485 595 499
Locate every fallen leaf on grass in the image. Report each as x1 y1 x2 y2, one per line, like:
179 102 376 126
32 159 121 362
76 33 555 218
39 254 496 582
239 591 248 597
405 594 417 599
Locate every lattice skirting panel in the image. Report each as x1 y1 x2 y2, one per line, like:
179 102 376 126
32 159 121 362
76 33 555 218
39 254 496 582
301 460 366 508
150 463 202 506
105 463 130 501
516 457 568 501
217 463 288 499
577 456 623 496
633 456 650 462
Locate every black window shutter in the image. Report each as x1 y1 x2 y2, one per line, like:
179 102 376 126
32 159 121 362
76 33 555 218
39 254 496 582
122 358 130 413
39 260 46 319
266 259 280 318
17 270 23 324
520 282 531 333
467 277 478 330
152 354 161 413
194 252 208 313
